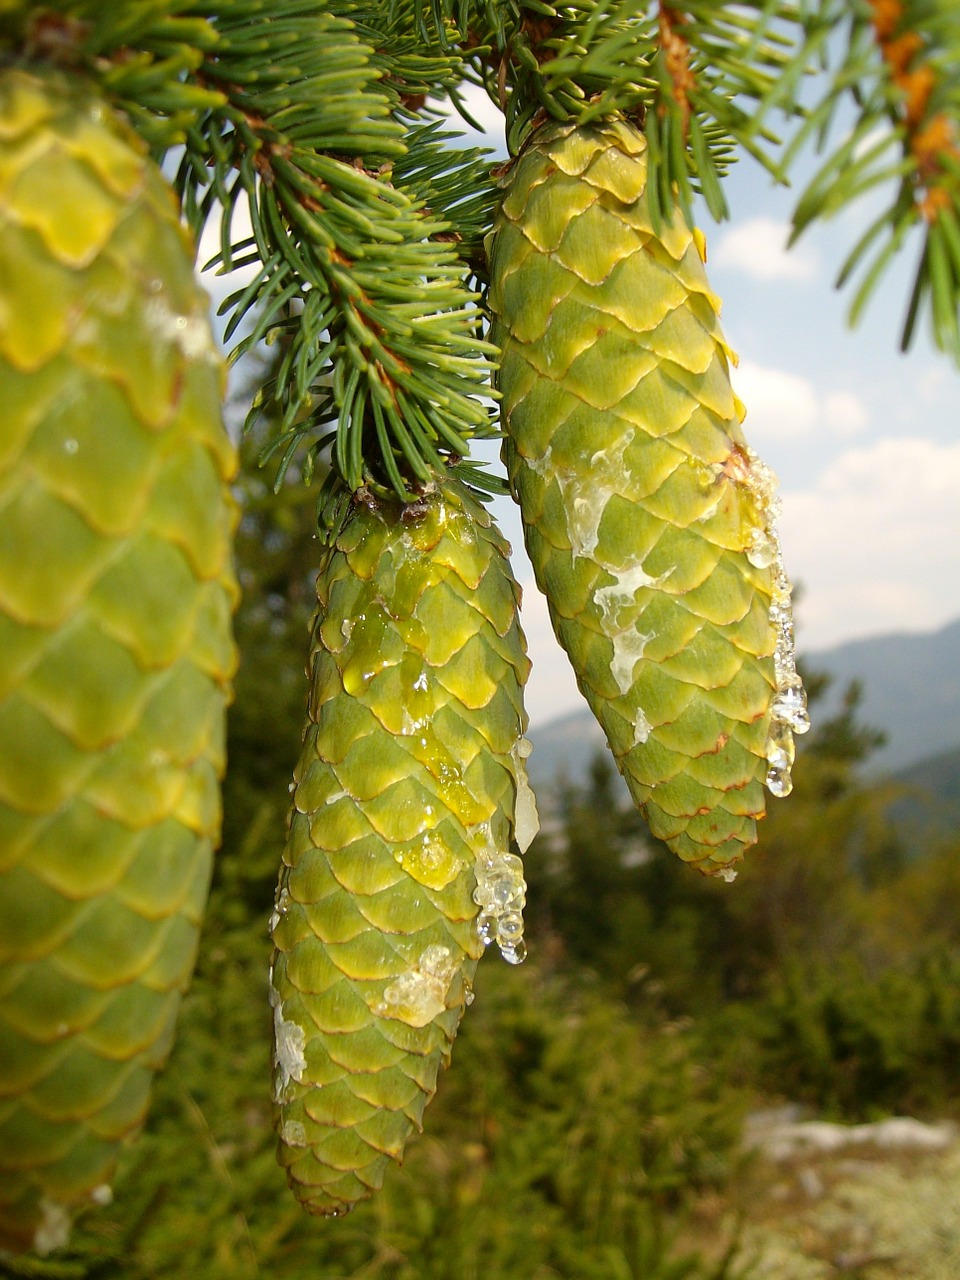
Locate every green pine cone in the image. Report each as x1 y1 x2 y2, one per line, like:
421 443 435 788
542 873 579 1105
487 118 808 877
0 68 238 1254
270 477 536 1217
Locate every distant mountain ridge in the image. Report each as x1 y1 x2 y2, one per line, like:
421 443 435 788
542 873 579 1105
526 617 960 798
887 745 960 840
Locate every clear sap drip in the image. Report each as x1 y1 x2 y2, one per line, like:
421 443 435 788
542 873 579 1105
746 528 778 569
552 431 635 560
472 825 528 964
765 763 793 798
510 736 541 853
771 678 811 734
609 627 652 696
633 707 653 746
737 450 811 800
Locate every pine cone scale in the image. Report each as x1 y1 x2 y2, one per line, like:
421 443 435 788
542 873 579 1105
489 117 807 873
0 68 237 1254
271 477 534 1216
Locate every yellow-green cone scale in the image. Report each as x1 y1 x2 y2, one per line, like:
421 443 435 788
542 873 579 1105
488 118 805 876
0 68 238 1254
271 478 535 1217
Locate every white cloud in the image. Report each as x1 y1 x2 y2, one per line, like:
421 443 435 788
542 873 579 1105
713 216 819 282
733 360 870 443
734 360 819 437
780 438 960 650
823 390 869 436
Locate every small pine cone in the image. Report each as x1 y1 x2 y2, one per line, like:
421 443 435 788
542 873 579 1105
487 117 808 877
0 68 238 1254
270 477 536 1217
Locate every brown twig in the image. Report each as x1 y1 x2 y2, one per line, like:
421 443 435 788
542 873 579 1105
658 4 695 136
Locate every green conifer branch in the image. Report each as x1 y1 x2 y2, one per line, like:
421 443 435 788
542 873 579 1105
345 1 466 109
178 5 500 498
407 0 818 225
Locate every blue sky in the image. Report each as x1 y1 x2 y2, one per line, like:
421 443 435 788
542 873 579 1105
199 88 960 731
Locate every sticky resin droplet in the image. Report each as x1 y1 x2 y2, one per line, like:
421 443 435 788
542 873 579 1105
765 763 793 799
281 1120 308 1147
593 559 669 697
394 829 461 890
746 528 778 569
472 826 528 963
771 676 811 736
501 939 527 966
554 430 635 560
476 910 497 946
145 299 215 361
269 888 291 937
633 706 653 747
375 945 459 1027
510 736 540 853
34 1198 71 1257
765 718 797 798
272 1002 306 1102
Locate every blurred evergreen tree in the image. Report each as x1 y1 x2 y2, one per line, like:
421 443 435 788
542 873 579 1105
217 353 322 919
526 669 911 1012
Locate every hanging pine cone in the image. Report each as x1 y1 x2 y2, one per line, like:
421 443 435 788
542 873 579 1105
487 117 808 878
270 476 537 1217
0 67 238 1254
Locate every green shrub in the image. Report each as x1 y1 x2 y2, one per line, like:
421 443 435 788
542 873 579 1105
0 896 751 1280
711 951 960 1120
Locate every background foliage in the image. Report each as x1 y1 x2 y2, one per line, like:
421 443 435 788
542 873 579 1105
3 449 956 1280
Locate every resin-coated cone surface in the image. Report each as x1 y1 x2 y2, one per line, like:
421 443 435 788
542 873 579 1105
271 478 536 1217
0 68 239 1254
488 118 807 877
